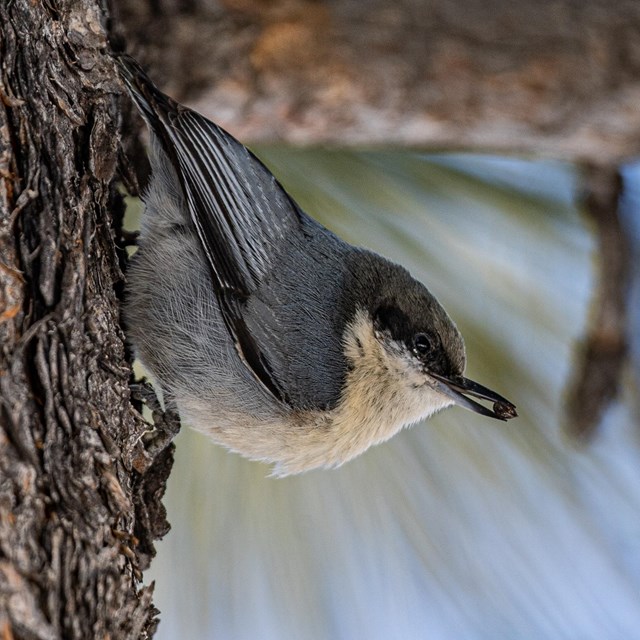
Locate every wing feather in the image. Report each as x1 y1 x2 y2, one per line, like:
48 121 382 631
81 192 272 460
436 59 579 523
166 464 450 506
117 54 309 404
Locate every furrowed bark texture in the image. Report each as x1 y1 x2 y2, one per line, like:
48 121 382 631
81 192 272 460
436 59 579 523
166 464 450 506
115 0 640 162
0 1 173 638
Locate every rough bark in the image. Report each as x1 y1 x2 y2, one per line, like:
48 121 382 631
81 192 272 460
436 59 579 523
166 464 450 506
115 0 640 163
0 1 174 638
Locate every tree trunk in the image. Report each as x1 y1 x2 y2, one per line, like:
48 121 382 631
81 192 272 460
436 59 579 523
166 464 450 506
0 1 173 638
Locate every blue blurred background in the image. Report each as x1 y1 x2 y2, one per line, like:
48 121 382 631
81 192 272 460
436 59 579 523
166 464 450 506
141 152 640 640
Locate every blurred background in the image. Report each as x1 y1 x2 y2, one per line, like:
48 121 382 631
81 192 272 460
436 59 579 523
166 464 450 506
136 151 640 639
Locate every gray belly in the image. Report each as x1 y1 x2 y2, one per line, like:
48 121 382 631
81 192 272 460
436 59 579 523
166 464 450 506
124 228 284 429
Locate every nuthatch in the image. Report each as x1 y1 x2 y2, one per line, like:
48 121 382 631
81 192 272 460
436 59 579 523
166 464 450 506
117 55 517 477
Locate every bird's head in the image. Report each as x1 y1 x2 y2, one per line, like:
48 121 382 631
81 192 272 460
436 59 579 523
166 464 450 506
341 258 517 426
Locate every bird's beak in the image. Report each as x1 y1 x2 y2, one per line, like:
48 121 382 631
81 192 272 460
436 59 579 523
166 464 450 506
428 373 518 421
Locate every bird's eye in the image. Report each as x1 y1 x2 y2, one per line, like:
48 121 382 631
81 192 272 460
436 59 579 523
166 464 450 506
413 333 433 357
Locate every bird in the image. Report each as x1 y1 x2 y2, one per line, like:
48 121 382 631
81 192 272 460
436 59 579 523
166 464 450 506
116 54 517 477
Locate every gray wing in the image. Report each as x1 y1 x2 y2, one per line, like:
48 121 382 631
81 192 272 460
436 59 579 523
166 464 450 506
118 55 346 407
117 55 304 298
165 112 307 297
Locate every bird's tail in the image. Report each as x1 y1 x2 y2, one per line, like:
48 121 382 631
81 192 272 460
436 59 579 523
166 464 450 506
114 53 180 129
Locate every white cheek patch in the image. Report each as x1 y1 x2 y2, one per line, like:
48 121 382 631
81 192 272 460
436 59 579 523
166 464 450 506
335 309 454 448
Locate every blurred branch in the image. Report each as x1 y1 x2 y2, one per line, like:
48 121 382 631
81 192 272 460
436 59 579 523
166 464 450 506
565 165 630 439
114 0 640 162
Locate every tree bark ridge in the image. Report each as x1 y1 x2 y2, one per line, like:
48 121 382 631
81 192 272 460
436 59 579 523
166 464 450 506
0 1 173 638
